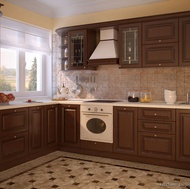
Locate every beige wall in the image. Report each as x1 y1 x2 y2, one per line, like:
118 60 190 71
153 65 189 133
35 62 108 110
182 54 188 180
53 0 190 30
2 0 190 31
3 2 53 30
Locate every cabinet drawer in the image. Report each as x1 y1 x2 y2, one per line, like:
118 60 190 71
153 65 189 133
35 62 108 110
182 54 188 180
0 132 29 163
0 108 29 137
81 140 113 152
138 120 175 134
138 132 175 160
138 108 175 121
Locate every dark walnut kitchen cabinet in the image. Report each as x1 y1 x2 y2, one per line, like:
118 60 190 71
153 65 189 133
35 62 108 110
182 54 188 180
138 108 176 160
142 18 178 67
179 16 190 66
44 105 58 148
57 28 96 70
176 109 190 163
119 23 141 68
60 104 80 148
0 108 29 169
29 106 44 154
113 106 137 155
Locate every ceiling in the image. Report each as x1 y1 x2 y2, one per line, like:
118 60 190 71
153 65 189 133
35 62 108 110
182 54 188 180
6 0 165 18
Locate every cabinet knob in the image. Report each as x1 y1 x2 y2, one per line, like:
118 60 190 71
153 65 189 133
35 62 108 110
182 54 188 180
14 135 17 139
37 107 40 109
124 108 126 110
154 135 157 137
94 142 97 145
68 105 70 107
154 113 157 116
158 40 161 43
52 106 54 108
14 109 17 112
154 125 157 129
84 67 86 69
159 64 161 66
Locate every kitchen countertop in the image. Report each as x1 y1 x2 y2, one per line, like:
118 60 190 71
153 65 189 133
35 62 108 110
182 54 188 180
0 99 190 110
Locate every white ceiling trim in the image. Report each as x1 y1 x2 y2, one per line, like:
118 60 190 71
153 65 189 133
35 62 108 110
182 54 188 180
6 0 166 18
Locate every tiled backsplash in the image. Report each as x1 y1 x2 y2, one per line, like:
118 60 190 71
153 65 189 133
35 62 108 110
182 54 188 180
53 34 190 102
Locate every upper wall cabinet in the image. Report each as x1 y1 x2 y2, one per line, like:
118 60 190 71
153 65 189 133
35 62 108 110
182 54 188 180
142 19 178 44
58 29 97 70
179 16 190 66
119 23 141 68
142 19 179 67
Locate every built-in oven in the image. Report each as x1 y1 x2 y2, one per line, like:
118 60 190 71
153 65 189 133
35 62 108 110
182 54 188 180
80 100 120 143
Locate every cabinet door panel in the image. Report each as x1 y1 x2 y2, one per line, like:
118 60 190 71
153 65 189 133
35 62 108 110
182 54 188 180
138 132 175 160
142 43 178 67
143 19 178 44
61 105 80 147
0 132 28 163
176 110 190 162
179 16 190 66
113 107 137 155
119 23 141 68
0 108 28 137
45 105 58 148
29 106 44 154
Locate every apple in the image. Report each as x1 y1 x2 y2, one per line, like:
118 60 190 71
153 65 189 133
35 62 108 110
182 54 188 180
27 99 32 103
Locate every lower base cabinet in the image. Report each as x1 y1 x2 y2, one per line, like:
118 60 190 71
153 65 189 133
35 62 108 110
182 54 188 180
61 104 80 148
176 109 190 163
113 107 137 155
29 106 44 154
45 105 58 148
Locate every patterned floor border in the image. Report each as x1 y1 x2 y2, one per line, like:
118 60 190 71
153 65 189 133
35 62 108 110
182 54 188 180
1 151 190 184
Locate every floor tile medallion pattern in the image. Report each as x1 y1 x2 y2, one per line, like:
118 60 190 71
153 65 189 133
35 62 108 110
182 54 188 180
0 152 190 189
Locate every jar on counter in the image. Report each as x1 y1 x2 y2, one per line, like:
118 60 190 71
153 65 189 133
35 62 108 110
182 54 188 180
140 90 152 103
128 90 139 102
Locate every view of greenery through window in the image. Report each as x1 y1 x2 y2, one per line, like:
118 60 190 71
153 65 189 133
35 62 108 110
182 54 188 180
0 49 39 92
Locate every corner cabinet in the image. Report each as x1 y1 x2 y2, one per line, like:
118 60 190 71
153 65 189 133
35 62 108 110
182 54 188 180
119 23 141 68
60 104 80 148
113 106 137 155
176 109 190 163
179 16 190 66
142 18 178 67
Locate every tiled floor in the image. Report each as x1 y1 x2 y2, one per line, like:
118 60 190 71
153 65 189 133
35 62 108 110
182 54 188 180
0 151 190 189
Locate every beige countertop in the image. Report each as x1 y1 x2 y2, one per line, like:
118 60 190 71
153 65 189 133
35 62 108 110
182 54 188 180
0 99 190 110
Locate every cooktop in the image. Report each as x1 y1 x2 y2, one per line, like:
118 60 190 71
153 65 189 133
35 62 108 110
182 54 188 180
84 100 121 103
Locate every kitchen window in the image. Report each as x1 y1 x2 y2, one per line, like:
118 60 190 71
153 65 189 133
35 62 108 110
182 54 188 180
0 17 51 98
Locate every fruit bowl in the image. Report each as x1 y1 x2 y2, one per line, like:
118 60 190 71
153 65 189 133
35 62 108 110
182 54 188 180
0 93 15 104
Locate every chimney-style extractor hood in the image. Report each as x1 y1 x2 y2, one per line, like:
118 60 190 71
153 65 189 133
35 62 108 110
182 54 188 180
88 27 119 65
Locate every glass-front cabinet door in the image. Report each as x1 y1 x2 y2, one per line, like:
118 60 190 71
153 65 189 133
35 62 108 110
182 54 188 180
68 30 87 70
119 23 141 68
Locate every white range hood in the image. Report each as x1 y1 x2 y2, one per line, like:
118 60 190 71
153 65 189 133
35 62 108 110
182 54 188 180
88 27 119 64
